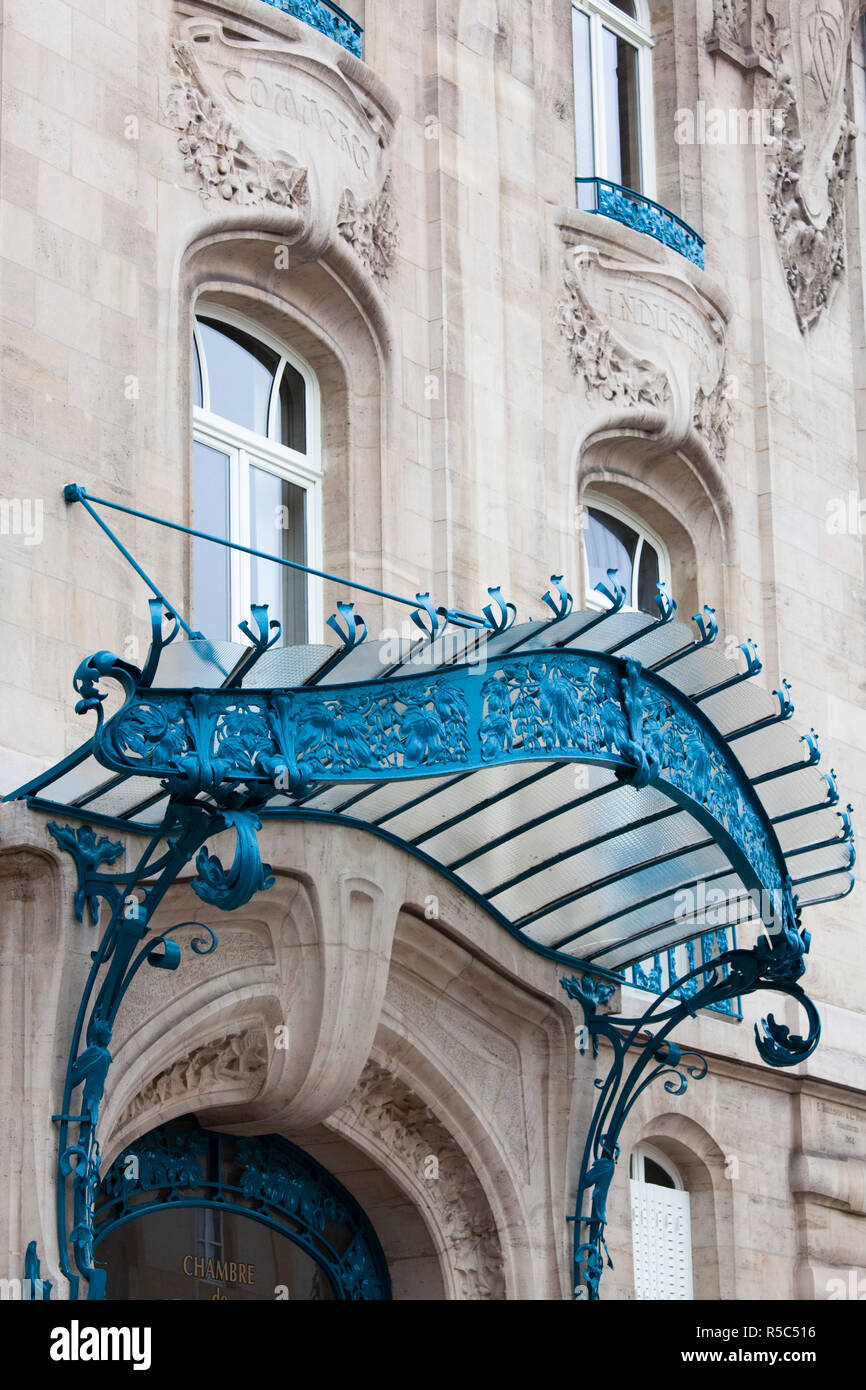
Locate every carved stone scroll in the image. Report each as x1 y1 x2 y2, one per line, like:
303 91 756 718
118 1029 269 1129
332 1062 507 1299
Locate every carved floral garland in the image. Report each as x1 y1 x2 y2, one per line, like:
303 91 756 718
555 260 671 410
118 1029 268 1128
337 175 399 279
165 41 309 210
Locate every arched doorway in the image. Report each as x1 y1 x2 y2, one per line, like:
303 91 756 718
93 1118 392 1301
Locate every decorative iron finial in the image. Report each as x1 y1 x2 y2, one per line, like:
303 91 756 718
326 601 367 650
541 574 573 620
594 567 626 610
483 586 517 633
654 581 678 623
692 604 718 644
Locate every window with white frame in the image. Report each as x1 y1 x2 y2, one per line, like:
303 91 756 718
581 496 670 615
191 307 322 646
572 0 655 198
629 1144 694 1300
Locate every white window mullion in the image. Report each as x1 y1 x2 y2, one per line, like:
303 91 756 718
589 14 607 184
305 477 323 643
232 447 249 637
638 45 656 200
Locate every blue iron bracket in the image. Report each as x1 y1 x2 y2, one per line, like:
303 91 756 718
562 912 819 1300
47 798 276 1299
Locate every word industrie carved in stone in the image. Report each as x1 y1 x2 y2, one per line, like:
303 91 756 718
334 1062 507 1299
555 260 671 410
165 40 309 209
337 174 398 278
119 1029 268 1128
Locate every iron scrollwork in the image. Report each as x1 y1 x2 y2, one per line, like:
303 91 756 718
85 646 790 923
562 916 820 1300
45 622 285 1298
95 1126 390 1300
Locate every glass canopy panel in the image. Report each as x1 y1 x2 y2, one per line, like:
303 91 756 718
565 610 650 651
73 778 173 821
658 644 742 697
517 841 731 952
380 763 588 846
33 756 117 807
241 645 335 689
615 620 694 665
441 776 671 882
519 609 611 648
311 638 419 686
697 681 780 737
777 805 846 852
151 639 250 689
478 807 711 922
733 722 811 779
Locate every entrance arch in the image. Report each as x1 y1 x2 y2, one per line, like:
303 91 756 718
93 1118 391 1301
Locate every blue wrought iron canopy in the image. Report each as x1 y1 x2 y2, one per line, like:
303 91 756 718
20 490 852 1305
8 535 852 982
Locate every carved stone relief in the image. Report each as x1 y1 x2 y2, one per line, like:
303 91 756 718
166 39 309 210
337 175 398 279
694 361 737 463
118 1029 268 1129
332 1061 507 1299
556 221 734 460
756 3 857 331
555 258 671 411
710 0 751 50
165 3 399 267
709 1 861 331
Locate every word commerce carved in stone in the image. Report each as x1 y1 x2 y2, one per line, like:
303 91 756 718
165 6 398 272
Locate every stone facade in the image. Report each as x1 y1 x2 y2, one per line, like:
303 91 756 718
0 0 863 1301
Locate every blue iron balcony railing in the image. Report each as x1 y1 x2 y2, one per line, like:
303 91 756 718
629 927 743 1018
261 0 363 58
576 176 705 269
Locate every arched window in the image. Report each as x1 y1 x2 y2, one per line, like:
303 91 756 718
192 306 322 644
582 496 671 615
572 0 655 198
630 1143 694 1300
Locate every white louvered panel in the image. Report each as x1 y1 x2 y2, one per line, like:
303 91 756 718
630 1180 694 1300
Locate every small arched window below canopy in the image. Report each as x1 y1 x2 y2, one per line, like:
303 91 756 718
582 497 671 616
630 1143 694 1300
